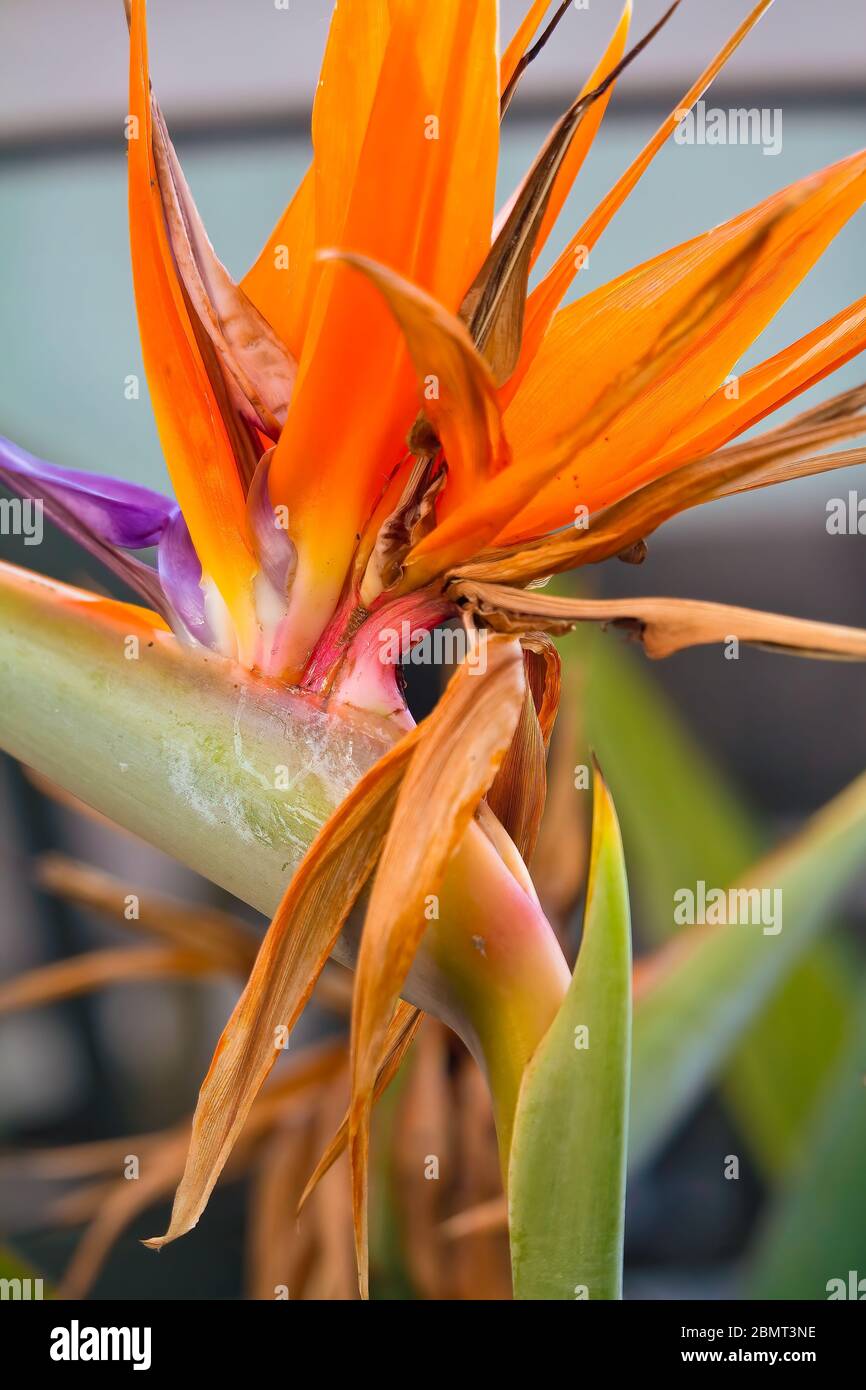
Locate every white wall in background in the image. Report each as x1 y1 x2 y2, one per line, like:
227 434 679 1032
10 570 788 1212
2 0 864 142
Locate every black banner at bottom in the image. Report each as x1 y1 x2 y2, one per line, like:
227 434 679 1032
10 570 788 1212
5 1297 864 1375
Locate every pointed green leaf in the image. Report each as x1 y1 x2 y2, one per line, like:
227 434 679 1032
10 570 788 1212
721 944 856 1174
630 767 866 1170
509 765 631 1300
569 622 857 1176
746 980 866 1299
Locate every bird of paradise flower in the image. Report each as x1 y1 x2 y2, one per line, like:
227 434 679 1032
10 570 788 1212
2 0 866 1299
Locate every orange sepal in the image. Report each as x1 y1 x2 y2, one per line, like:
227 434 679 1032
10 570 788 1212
128 0 255 641
530 2 632 270
504 0 777 405
324 252 508 516
502 149 866 539
645 294 866 477
405 148 866 575
269 0 499 676
242 167 317 363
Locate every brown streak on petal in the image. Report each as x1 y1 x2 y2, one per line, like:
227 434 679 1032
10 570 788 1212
151 102 296 441
454 382 866 587
463 1 682 383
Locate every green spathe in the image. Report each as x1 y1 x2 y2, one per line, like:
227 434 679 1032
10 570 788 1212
508 765 632 1300
0 563 569 1148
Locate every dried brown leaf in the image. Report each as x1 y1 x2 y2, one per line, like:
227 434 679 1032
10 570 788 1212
59 1133 190 1299
486 644 550 862
247 1117 318 1301
303 1074 359 1301
392 1018 453 1299
0 1134 158 1182
362 459 447 601
455 580 866 661
349 637 525 1296
522 633 562 746
298 1000 422 1210
461 2 681 383
448 1057 511 1300
145 729 422 1251
440 1194 508 1242
0 947 216 1014
36 853 259 973
530 684 588 939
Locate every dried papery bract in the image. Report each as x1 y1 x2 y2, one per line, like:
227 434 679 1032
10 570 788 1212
349 637 526 1295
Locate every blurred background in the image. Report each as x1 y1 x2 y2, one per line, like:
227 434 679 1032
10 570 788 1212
1 0 865 1299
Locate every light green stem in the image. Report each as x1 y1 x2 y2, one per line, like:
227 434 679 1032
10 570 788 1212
0 567 568 1152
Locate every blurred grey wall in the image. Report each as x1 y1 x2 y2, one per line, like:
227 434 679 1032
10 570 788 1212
2 0 865 146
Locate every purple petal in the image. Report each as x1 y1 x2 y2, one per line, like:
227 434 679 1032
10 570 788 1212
0 436 177 620
0 436 176 548
246 448 296 595
157 507 213 643
0 436 221 654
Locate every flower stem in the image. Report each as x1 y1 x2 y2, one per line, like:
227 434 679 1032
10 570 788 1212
0 562 569 1165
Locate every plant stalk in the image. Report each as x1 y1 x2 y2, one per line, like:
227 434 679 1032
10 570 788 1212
0 564 568 1155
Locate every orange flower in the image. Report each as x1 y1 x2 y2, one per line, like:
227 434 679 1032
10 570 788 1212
4 0 866 1300
136 0 866 682
6 0 865 681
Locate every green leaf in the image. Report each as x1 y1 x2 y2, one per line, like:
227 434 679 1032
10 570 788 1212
746 980 866 1300
576 624 756 941
509 764 631 1300
369 1062 417 1302
630 767 866 1171
0 1245 52 1298
570 623 857 1177
721 943 856 1175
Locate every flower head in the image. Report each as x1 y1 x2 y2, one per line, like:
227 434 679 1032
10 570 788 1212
3 0 866 1300
4 0 866 691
